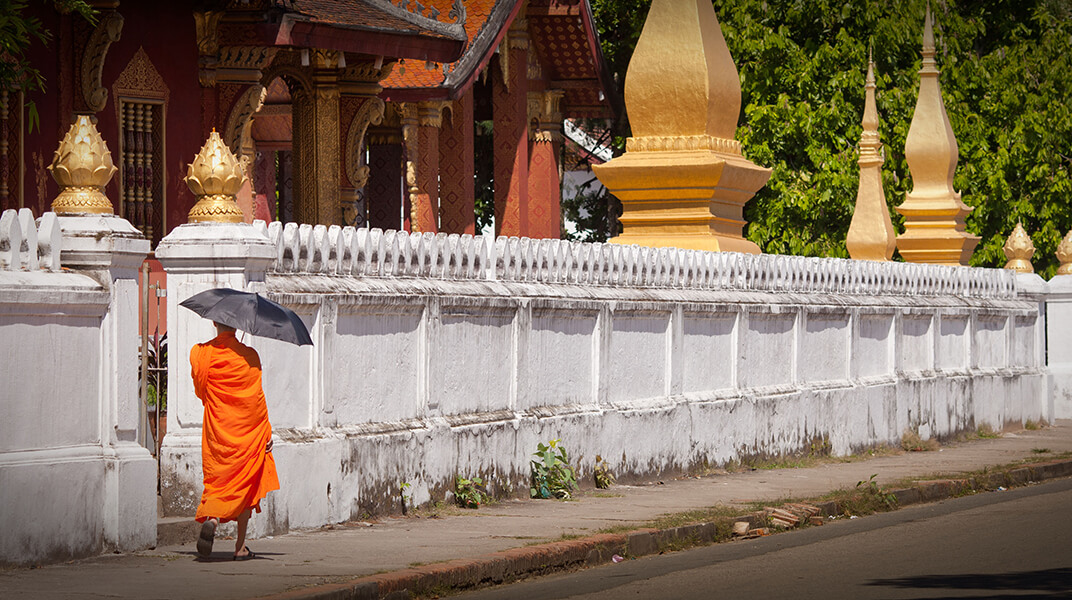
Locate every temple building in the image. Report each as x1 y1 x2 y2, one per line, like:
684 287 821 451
5 0 614 245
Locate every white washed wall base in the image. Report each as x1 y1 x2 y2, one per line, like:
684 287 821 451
159 253 1045 539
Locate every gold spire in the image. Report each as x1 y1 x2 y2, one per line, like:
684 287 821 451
846 47 896 261
1057 230 1072 276
591 0 770 253
185 129 245 223
48 115 117 215
894 3 980 265
1002 222 1035 273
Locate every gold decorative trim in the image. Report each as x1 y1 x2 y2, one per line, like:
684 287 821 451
345 97 385 189
217 46 279 84
112 47 169 103
81 11 124 112
417 100 450 128
625 135 742 155
194 11 222 87
187 194 245 222
223 84 267 163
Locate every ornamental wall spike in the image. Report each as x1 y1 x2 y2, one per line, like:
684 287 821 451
894 2 980 265
1002 222 1035 273
846 47 896 262
1057 229 1072 276
48 115 117 215
184 129 246 223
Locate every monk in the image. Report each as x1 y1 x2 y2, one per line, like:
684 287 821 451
191 322 280 560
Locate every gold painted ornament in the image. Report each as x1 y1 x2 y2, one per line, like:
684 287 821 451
48 115 117 215
1057 230 1072 276
894 3 980 265
846 49 896 262
1002 222 1034 273
185 129 246 223
591 0 770 253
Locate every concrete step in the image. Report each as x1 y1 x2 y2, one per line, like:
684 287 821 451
157 516 198 548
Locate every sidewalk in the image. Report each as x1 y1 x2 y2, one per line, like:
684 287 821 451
4 422 1072 600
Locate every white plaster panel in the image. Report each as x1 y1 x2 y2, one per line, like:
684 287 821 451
0 455 106 565
899 315 933 372
973 316 1007 369
0 315 101 452
681 313 735 393
431 309 514 416
740 313 795 388
256 311 315 429
521 310 596 409
938 317 969 370
857 315 893 378
800 314 849 382
607 312 669 402
1011 316 1037 368
329 308 422 424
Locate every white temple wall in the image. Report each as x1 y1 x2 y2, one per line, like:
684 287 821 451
0 210 154 567
155 223 1058 539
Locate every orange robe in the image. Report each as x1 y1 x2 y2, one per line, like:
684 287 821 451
190 331 280 522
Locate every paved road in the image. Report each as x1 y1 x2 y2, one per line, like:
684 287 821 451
459 477 1072 599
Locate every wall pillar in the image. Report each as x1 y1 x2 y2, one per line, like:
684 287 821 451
416 101 448 233
492 22 530 237
292 51 342 226
439 90 475 235
527 89 564 239
1048 275 1072 419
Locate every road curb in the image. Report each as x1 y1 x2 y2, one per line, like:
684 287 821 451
254 458 1072 600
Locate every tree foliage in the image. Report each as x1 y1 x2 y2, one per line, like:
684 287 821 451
0 0 96 131
586 0 1072 277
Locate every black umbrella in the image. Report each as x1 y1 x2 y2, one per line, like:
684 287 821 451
179 288 313 346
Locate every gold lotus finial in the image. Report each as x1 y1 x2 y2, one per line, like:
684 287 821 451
1057 229 1072 276
185 129 245 223
1003 222 1035 273
48 115 117 215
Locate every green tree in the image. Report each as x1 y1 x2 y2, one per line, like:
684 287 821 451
585 0 1072 277
0 0 96 131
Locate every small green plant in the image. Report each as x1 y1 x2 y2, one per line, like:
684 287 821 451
976 424 1002 439
530 439 578 499
1025 420 1041 431
594 455 616 489
1032 447 1051 454
855 474 898 511
454 475 490 508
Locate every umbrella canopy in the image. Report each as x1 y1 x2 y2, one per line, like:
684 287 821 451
179 288 313 346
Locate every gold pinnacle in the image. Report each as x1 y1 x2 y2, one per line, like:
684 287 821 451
1057 230 1072 276
48 115 117 215
185 129 246 223
846 48 895 261
1002 222 1035 273
894 3 980 265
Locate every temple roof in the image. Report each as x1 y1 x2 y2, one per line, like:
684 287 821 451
230 0 469 63
381 0 616 118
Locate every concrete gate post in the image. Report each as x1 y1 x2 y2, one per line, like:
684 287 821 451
154 221 275 515
1047 274 1072 419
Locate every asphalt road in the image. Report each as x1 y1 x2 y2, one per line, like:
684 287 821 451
457 477 1072 599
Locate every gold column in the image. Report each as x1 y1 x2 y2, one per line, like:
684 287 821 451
185 130 245 223
48 115 117 215
846 50 895 261
895 4 979 265
293 50 342 226
400 102 421 233
1002 222 1035 273
591 0 770 253
1056 230 1072 276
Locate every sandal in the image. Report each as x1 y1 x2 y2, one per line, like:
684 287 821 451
196 518 217 558
233 546 256 561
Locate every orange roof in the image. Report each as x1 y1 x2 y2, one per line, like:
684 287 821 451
380 0 502 92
